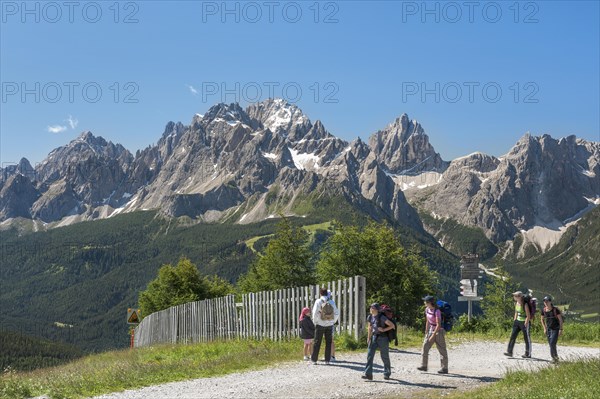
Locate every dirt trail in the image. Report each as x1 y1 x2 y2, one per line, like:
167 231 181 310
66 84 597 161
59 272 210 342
91 341 599 399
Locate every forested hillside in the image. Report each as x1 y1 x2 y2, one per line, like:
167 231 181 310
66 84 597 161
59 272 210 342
0 203 459 358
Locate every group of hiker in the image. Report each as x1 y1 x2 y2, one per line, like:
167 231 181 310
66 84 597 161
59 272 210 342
299 288 564 380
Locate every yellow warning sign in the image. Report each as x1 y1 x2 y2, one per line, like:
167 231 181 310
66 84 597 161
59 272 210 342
127 308 141 324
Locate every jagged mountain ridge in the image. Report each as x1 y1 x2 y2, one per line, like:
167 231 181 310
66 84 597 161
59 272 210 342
0 99 426 231
1 99 598 254
405 134 599 248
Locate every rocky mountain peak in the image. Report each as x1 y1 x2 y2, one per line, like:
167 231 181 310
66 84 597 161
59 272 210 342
202 102 253 127
246 98 310 136
369 114 447 175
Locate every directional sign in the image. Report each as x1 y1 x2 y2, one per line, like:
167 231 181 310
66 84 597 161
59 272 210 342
460 279 478 297
127 308 141 325
461 268 482 280
458 296 483 301
460 254 481 279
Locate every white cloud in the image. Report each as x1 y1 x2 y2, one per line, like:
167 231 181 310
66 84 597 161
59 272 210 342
66 115 79 129
187 84 198 95
48 125 67 134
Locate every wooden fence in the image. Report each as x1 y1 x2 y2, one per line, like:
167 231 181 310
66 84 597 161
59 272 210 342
134 276 366 347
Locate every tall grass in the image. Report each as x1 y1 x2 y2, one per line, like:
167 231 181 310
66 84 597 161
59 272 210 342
438 357 600 399
0 339 301 399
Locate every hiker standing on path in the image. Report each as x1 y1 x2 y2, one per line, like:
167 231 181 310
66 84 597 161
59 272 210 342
504 291 532 358
311 287 339 365
540 295 563 363
299 307 315 361
362 303 395 381
327 289 337 361
417 295 448 374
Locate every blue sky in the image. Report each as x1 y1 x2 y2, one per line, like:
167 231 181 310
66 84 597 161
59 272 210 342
1 0 599 166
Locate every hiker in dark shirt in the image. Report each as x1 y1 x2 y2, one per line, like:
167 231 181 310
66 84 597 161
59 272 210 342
540 295 563 363
362 303 394 381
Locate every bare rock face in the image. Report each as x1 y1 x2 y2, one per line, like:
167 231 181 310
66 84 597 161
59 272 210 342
409 134 600 242
369 114 448 174
0 173 40 219
30 180 81 223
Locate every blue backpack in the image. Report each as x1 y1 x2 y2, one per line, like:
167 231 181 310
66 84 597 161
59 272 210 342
436 300 454 332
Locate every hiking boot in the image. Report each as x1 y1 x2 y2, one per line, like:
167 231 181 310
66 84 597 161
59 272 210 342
521 354 531 359
503 352 513 357
437 369 448 374
311 361 317 365
361 374 373 381
330 356 336 362
417 366 427 371
384 375 391 380
303 356 309 361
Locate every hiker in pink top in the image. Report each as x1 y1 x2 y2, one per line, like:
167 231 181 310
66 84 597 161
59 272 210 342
417 295 448 374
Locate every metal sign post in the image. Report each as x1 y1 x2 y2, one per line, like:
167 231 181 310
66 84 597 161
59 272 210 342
459 254 484 322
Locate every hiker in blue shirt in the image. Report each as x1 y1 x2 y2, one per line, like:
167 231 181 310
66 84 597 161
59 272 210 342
362 303 395 381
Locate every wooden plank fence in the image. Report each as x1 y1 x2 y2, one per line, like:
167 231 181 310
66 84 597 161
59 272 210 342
134 276 366 347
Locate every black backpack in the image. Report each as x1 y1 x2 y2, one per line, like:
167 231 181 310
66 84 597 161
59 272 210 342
523 293 537 320
378 304 398 346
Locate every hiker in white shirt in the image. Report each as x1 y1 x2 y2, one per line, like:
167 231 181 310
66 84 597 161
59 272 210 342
310 287 340 364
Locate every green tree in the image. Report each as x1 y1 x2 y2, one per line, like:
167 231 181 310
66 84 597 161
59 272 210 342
480 261 520 329
317 222 437 327
205 274 235 298
238 217 315 292
138 257 232 316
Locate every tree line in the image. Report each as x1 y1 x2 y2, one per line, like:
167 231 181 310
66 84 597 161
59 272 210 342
139 219 438 328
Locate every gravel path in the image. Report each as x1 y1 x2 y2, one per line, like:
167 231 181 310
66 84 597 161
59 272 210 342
91 341 599 399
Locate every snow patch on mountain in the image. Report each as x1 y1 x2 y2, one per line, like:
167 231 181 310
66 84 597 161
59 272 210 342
289 148 320 171
386 171 442 191
262 152 278 160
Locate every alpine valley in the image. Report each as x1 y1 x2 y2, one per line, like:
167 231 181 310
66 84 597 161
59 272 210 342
1 99 598 352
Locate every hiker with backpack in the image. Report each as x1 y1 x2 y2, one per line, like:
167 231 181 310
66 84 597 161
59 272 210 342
299 307 315 361
540 295 563 363
311 287 339 365
362 303 395 381
327 290 337 361
417 295 449 374
504 290 532 359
